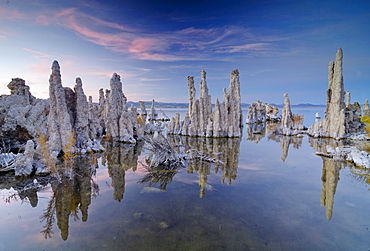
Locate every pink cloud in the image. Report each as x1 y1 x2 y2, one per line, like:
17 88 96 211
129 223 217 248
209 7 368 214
0 7 26 20
45 8 133 52
34 8 281 61
139 78 170 82
35 14 50 25
128 38 165 54
22 48 52 58
29 59 53 77
125 93 157 101
81 71 134 80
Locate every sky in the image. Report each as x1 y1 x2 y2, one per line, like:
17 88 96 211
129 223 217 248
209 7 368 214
0 0 369 105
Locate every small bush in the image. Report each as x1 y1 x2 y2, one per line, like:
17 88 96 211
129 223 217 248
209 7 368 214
36 133 58 179
361 115 370 136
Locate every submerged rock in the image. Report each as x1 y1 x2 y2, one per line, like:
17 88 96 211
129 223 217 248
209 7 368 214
316 145 370 169
158 221 169 229
140 186 167 194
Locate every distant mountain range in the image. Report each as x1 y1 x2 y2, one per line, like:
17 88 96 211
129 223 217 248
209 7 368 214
126 101 325 108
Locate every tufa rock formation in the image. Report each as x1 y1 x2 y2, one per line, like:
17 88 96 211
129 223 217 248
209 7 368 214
307 48 365 139
13 140 36 176
47 61 104 154
0 78 49 150
74 77 92 149
98 73 142 143
47 61 74 152
168 69 243 138
363 99 370 117
246 100 280 124
280 93 304 135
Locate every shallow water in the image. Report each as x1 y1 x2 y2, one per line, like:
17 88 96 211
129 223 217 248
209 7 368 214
1 108 370 251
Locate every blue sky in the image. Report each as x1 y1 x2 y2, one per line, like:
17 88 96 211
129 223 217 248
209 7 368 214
0 0 369 105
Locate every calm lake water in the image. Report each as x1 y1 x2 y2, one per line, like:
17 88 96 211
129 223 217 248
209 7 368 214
1 107 370 251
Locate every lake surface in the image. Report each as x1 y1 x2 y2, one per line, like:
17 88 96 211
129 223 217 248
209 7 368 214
1 107 370 251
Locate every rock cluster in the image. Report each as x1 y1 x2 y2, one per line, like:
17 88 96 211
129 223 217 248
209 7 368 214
307 48 365 139
168 69 243 138
47 61 103 154
315 144 370 169
1 59 146 173
246 100 280 124
98 73 142 144
0 78 49 150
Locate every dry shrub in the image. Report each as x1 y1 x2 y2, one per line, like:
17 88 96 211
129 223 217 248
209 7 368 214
292 114 304 125
61 132 76 171
361 116 370 136
62 132 76 160
36 133 58 180
137 114 145 126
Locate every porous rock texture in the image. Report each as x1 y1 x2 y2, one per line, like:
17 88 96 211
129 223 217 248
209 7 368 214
48 61 104 154
0 78 49 150
307 48 365 139
88 96 102 139
246 100 280 124
280 93 304 135
74 77 92 149
99 73 142 143
363 99 370 117
168 69 243 138
139 101 147 117
48 61 74 152
13 140 37 176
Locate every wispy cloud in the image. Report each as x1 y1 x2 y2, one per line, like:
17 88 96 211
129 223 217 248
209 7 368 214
81 71 134 79
248 69 277 77
22 48 52 58
139 78 170 82
218 43 272 53
0 6 26 20
35 8 284 62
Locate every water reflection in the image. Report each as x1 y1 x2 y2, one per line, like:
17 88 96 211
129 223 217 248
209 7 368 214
138 135 241 198
309 137 353 221
246 122 302 162
319 157 344 220
138 162 178 190
168 136 240 197
246 123 367 221
0 175 51 206
268 133 303 162
102 142 144 202
3 126 370 248
246 123 267 143
40 155 99 240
